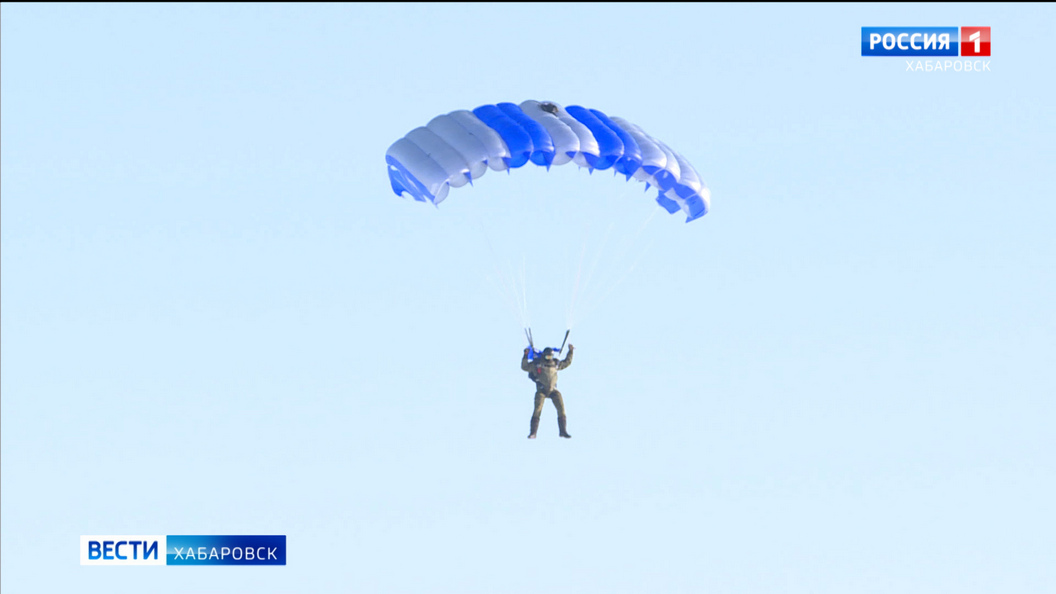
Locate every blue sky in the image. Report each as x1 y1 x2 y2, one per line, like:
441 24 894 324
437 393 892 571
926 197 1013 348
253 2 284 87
2 3 1054 593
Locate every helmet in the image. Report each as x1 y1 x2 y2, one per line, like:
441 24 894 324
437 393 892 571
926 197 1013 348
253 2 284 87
542 347 553 358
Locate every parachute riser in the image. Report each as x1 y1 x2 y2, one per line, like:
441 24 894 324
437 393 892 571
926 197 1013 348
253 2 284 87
524 328 570 362
557 329 570 354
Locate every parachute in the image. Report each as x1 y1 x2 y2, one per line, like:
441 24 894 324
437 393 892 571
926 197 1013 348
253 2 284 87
385 100 710 222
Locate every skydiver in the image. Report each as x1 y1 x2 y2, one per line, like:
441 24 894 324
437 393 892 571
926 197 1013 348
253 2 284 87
521 345 574 439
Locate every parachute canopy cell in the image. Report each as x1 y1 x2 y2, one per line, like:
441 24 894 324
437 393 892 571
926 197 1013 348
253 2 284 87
385 101 710 222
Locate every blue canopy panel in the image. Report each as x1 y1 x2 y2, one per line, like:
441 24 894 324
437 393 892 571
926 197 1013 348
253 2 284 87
497 103 555 169
384 100 710 222
589 109 641 180
564 106 624 172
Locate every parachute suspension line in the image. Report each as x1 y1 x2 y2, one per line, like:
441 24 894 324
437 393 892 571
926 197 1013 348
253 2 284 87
476 217 530 330
492 244 527 328
484 271 523 328
565 228 591 331
521 254 530 330
567 219 616 330
510 251 530 330
573 205 662 326
566 179 642 328
580 205 658 316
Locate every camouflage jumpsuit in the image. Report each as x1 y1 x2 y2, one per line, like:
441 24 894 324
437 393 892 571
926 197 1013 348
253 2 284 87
521 348 573 438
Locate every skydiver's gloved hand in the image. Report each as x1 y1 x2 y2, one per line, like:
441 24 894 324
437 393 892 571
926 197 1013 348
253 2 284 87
568 344 574 353
524 347 530 355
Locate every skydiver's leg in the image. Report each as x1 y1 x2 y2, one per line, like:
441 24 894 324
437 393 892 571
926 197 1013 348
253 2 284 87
533 390 548 417
550 390 571 438
549 390 566 416
529 391 546 439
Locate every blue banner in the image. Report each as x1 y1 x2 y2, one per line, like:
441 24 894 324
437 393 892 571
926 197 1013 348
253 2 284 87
862 27 959 56
166 535 286 566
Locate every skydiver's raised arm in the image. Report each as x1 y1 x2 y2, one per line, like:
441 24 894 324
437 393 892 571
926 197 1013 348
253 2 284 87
521 348 532 371
558 345 574 370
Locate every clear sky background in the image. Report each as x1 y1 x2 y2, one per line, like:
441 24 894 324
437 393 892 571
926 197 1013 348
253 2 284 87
2 3 1054 593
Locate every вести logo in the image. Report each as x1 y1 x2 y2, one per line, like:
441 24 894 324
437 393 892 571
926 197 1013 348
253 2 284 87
80 535 286 566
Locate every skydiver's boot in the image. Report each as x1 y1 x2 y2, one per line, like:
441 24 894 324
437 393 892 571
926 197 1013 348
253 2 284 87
528 416 540 439
558 416 571 439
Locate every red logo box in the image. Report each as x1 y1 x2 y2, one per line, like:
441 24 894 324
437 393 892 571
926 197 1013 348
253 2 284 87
961 27 991 56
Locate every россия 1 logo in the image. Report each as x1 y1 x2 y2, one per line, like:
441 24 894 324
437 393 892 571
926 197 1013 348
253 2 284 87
862 27 991 56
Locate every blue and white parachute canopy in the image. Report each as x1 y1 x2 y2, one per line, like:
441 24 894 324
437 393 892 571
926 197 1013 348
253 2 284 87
385 100 710 222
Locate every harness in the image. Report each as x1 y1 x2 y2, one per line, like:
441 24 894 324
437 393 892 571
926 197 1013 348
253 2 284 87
524 329 570 387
